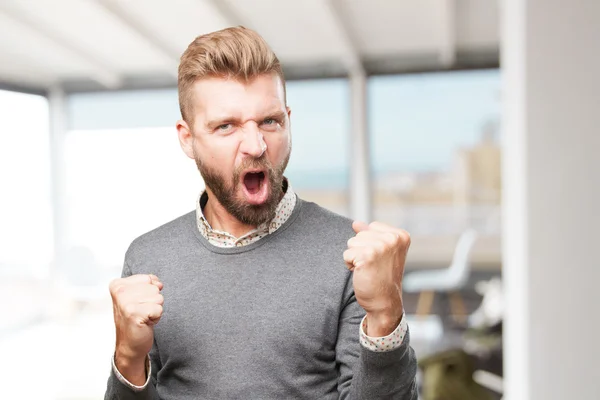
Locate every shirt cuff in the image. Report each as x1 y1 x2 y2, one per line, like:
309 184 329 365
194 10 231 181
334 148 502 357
111 354 151 391
359 312 408 352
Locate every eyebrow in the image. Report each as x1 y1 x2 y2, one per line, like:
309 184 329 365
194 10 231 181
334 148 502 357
206 110 286 130
263 111 287 122
205 116 239 131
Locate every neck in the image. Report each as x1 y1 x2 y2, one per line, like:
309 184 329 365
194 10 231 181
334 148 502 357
203 191 258 238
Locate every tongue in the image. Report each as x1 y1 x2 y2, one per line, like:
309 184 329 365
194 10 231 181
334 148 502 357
244 173 261 193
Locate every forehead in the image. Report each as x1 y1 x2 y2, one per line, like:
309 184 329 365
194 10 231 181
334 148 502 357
191 73 286 121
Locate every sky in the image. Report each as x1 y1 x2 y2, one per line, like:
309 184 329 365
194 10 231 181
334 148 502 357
64 68 500 188
368 69 500 173
285 69 500 186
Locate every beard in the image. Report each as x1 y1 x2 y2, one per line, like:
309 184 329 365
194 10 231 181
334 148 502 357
194 150 290 227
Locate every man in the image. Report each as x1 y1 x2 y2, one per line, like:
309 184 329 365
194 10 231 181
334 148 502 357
105 26 417 399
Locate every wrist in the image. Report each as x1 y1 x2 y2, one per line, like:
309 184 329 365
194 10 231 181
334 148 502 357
365 313 403 337
365 307 403 337
116 341 147 362
115 347 147 386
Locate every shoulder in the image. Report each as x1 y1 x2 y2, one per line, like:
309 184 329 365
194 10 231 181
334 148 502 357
125 210 196 264
296 199 355 240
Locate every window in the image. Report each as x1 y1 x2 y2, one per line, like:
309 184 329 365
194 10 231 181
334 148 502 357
0 90 52 278
63 80 352 270
284 79 350 216
63 127 202 270
369 70 501 265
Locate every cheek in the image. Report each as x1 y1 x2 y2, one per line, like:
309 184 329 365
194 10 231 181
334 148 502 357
201 137 240 168
266 134 291 164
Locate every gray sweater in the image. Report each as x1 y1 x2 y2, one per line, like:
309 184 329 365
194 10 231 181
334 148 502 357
105 199 417 399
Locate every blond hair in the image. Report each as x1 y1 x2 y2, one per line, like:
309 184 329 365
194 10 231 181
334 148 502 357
178 26 286 125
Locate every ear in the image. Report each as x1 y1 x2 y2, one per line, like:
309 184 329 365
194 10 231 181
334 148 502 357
286 106 292 118
176 119 195 160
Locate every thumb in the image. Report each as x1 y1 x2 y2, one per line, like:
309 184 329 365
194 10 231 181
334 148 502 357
352 221 369 234
149 274 163 290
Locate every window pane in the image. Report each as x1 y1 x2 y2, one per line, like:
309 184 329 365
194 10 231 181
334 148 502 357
369 70 501 266
64 127 202 269
0 90 52 278
284 79 350 216
68 89 179 130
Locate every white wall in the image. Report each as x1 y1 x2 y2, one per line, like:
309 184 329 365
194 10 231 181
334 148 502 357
502 0 600 398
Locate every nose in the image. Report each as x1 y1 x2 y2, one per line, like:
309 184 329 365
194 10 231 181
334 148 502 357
240 124 267 158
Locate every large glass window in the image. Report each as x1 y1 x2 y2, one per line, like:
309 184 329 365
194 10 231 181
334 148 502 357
369 70 501 266
284 79 350 216
0 72 502 398
63 79 351 270
0 90 54 398
63 127 202 271
0 90 52 278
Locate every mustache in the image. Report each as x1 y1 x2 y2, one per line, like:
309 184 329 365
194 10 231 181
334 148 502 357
238 155 272 170
234 156 274 179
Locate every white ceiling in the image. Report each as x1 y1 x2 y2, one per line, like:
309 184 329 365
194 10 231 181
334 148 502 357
0 0 499 93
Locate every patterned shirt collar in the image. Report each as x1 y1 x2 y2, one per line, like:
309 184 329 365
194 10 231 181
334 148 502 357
196 179 297 248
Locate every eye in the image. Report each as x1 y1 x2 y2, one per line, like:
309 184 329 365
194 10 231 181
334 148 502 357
261 118 281 131
215 123 235 135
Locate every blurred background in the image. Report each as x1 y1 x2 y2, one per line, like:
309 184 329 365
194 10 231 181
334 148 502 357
0 1 597 399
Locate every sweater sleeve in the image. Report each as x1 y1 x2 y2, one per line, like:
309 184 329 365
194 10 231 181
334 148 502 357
104 259 162 400
104 359 160 400
336 275 418 400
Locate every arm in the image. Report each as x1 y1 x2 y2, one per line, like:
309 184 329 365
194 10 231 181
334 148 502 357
338 220 418 398
336 281 418 400
105 347 162 400
104 260 162 400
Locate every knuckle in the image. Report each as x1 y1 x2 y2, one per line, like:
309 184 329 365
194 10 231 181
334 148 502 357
122 303 137 318
157 294 165 305
109 281 126 299
400 230 411 246
109 278 121 293
364 247 376 261
384 232 397 245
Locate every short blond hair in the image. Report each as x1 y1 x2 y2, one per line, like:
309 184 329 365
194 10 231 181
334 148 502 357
178 26 286 125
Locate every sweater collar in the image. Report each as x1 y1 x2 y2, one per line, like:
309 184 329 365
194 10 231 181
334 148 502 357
195 178 296 247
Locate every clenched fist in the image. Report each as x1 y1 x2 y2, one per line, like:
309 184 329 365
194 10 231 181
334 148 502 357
109 274 164 385
343 221 410 337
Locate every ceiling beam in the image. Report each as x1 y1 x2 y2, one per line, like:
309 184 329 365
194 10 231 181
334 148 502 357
0 78 48 96
58 50 500 94
0 47 56 90
0 1 121 89
323 0 364 75
439 0 457 67
95 0 180 78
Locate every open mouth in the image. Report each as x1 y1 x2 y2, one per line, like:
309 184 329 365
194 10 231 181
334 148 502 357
243 171 265 194
241 170 269 205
